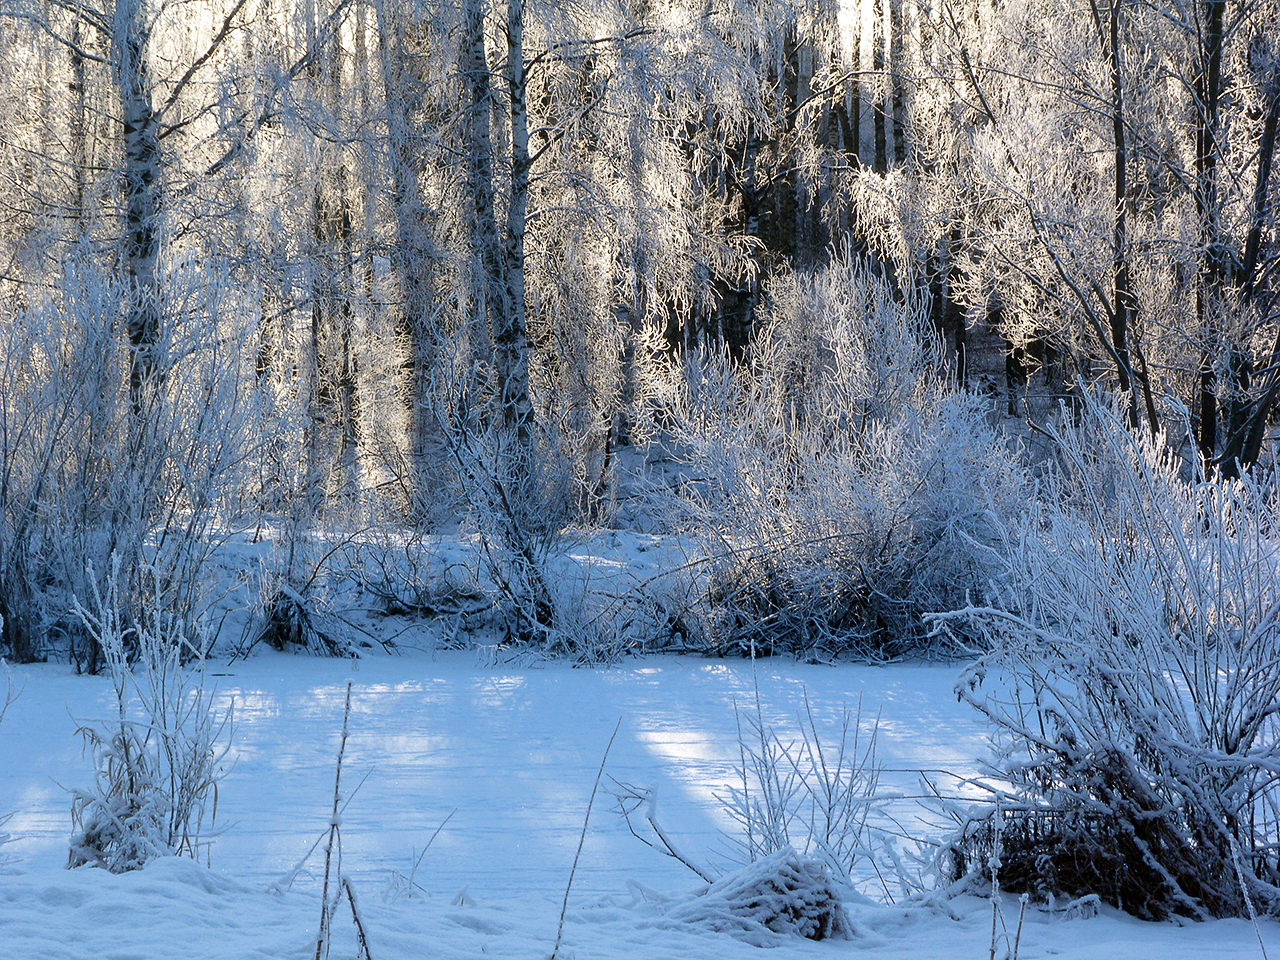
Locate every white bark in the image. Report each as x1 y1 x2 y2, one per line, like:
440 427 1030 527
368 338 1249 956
376 0 437 469
498 0 532 435
115 0 162 414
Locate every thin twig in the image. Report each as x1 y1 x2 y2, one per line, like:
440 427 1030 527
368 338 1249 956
343 877 374 960
1012 894 1028 960
550 717 623 960
405 808 458 896
315 681 353 960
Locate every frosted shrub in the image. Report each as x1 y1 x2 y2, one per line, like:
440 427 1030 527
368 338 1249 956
350 526 487 623
67 561 232 872
671 247 1024 658
428 341 632 662
0 256 251 670
661 848 853 944
722 687 881 890
934 395 1280 919
614 682 884 905
623 686 863 944
0 267 125 664
242 525 364 660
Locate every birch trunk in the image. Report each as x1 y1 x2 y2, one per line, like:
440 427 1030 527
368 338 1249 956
462 0 505 386
376 0 436 472
115 0 162 416
498 0 532 436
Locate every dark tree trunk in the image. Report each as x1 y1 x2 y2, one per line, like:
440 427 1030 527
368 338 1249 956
70 13 89 228
1195 0 1226 468
889 0 907 167
306 6 360 480
1104 0 1139 429
932 226 966 383
873 0 887 174
1219 73 1280 476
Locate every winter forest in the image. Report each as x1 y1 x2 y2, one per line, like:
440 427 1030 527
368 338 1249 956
1 0 1280 956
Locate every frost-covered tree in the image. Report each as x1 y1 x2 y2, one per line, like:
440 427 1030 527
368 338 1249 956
376 0 787 476
908 0 1279 459
0 0 259 665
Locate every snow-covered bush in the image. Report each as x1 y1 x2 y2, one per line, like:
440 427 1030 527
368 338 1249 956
351 527 485 622
0 257 251 670
659 848 853 944
67 561 232 872
934 395 1280 919
669 246 1025 658
248 582 353 659
426 341 633 662
615 677 884 901
240 525 367 660
721 687 881 890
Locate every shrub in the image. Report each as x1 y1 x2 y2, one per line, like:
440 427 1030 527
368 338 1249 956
0 257 251 670
934 395 1280 919
661 848 854 944
426 339 634 663
720 686 881 889
667 246 1024 658
67 560 233 872
614 678 884 900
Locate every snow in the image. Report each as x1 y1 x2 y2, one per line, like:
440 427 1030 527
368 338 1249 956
3 650 1280 959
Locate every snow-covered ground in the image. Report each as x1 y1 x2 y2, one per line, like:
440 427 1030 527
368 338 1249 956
3 649 1280 959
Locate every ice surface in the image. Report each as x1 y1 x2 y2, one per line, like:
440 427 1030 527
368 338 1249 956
1 650 1278 959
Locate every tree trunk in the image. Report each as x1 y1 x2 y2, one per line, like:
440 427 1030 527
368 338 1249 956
841 7 861 169
376 0 437 475
932 225 966 383
1195 0 1226 468
1219 70 1280 475
462 0 506 391
498 0 533 436
873 0 887 174
1103 0 1139 429
115 0 161 417
889 0 908 167
306 0 359 486
70 12 89 229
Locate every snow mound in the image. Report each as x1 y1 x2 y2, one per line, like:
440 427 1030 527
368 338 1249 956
659 849 853 946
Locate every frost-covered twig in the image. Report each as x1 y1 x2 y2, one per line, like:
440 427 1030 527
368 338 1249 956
387 808 458 900
610 780 714 882
1228 832 1271 960
719 674 882 888
550 717 621 960
315 681 353 960
0 657 18 727
0 657 16 865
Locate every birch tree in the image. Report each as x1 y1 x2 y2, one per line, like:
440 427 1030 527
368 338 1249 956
0 0 260 664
